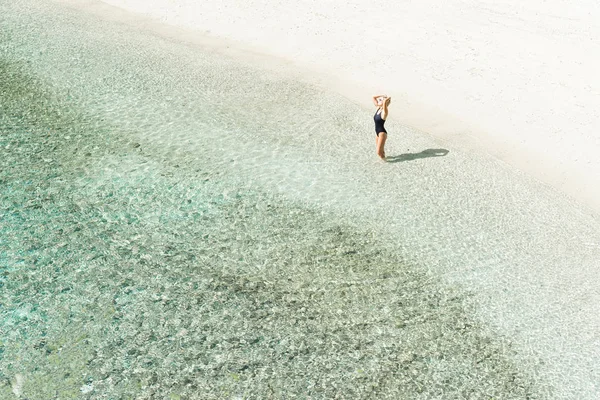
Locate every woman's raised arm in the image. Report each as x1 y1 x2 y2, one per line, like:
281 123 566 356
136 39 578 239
382 97 390 118
372 94 385 106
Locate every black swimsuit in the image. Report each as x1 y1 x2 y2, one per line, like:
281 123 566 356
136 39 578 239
374 109 387 136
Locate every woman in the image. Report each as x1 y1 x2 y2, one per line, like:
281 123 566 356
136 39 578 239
372 94 391 159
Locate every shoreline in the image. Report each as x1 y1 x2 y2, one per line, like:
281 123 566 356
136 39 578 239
60 0 600 216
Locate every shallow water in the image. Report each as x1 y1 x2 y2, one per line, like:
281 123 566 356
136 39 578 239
1 1 600 399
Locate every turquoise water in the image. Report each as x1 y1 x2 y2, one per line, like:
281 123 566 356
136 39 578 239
1 1 600 398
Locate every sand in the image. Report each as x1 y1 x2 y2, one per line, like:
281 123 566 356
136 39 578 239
91 0 600 215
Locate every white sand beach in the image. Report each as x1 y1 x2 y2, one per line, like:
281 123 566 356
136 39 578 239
89 0 600 215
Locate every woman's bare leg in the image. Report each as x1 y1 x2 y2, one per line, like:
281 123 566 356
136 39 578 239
376 132 387 159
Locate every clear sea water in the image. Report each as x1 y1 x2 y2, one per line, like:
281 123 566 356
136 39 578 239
1 1 600 399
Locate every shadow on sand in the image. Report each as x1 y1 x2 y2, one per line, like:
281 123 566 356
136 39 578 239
386 148 449 163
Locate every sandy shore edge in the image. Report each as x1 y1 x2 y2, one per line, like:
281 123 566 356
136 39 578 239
57 0 600 216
